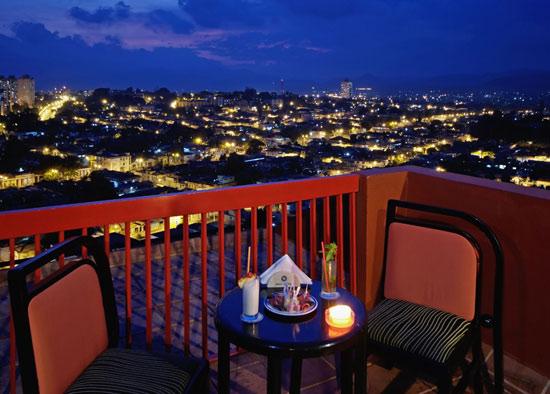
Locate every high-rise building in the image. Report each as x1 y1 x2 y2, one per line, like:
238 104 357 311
340 79 353 99
0 76 17 115
16 75 35 108
0 75 35 114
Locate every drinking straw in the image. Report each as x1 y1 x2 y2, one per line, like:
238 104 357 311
246 246 251 273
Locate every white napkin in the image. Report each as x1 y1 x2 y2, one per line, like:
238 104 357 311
260 254 312 285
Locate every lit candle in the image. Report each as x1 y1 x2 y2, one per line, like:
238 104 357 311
326 305 354 328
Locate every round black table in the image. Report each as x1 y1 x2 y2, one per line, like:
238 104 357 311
215 281 367 394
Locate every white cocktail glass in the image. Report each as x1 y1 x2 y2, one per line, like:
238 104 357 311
242 277 260 317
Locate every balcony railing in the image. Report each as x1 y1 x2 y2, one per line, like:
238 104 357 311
0 173 360 392
1 166 550 392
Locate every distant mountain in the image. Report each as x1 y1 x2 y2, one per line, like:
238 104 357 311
354 70 550 94
482 70 550 92
210 69 550 95
286 70 550 95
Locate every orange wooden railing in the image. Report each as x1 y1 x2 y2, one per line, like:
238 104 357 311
0 174 360 393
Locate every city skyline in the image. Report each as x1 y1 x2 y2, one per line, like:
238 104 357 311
1 0 550 91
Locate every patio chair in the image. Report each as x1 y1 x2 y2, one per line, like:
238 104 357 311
8 236 209 394
367 199 504 393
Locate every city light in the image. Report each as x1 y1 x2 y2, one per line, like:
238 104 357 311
0 80 548 200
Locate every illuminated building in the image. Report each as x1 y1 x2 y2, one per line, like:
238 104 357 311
0 76 17 115
16 75 35 108
340 79 353 99
355 87 373 97
94 154 133 172
0 173 41 189
0 75 35 113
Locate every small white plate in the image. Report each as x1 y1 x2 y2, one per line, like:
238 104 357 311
264 293 318 317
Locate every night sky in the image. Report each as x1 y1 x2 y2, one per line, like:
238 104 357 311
1 0 550 91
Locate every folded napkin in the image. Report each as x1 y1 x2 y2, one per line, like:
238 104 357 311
260 254 312 287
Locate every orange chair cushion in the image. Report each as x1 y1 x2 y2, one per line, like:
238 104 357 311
28 263 108 394
384 222 478 320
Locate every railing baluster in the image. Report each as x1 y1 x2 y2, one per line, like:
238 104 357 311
235 209 242 281
218 211 225 296
349 193 357 295
163 217 172 349
200 213 208 359
336 194 344 288
266 205 273 267
323 196 331 244
145 219 152 349
104 224 110 258
58 230 65 267
9 238 16 394
296 201 303 269
309 198 317 279
34 234 41 282
81 227 88 258
124 221 132 347
183 215 190 355
251 206 258 273
282 203 288 255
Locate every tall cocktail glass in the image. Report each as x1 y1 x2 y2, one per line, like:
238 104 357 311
242 277 261 322
321 258 339 299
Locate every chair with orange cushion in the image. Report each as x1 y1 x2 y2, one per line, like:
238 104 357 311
8 236 209 394
367 200 503 393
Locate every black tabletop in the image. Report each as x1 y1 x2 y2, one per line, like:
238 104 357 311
215 281 367 358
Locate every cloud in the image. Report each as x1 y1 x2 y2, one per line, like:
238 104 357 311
69 1 130 24
256 41 290 50
11 21 58 43
279 0 364 19
68 2 195 37
195 49 255 65
178 0 267 28
0 22 270 91
178 0 363 28
145 9 194 35
303 46 331 54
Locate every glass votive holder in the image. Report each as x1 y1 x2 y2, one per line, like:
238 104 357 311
325 305 354 329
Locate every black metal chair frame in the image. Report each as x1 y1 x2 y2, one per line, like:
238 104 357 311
368 199 504 393
8 236 208 394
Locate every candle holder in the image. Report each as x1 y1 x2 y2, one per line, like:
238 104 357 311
325 305 354 329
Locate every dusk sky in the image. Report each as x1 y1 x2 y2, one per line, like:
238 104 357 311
1 0 550 91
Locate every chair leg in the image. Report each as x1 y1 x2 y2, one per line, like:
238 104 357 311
436 375 453 394
472 330 490 394
493 331 504 394
473 369 483 394
454 360 474 394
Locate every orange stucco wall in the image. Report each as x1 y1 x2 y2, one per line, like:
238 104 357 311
358 166 550 377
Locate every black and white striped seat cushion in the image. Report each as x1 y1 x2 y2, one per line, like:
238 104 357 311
66 348 191 393
368 299 471 364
